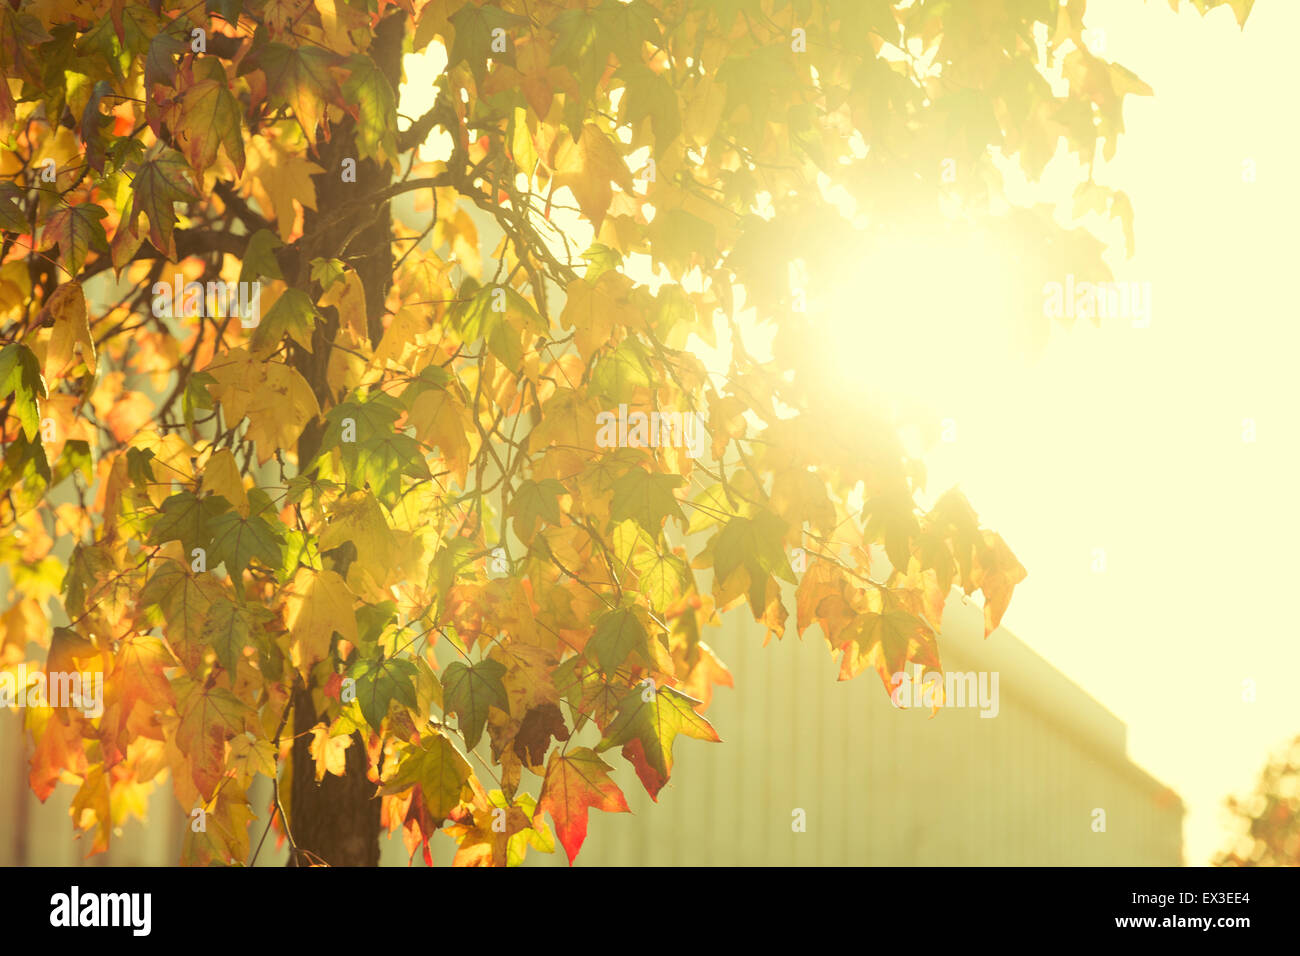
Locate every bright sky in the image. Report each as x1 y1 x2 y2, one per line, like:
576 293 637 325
400 0 1299 865
916 0 1300 865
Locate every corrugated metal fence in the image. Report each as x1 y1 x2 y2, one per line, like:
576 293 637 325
0 595 1182 866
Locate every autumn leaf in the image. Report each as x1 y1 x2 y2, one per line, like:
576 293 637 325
0 343 46 440
610 467 685 537
202 598 274 675
260 43 339 144
283 568 358 675
442 658 509 749
42 204 108 277
175 75 246 175
552 123 633 228
539 747 629 864
125 143 199 258
174 675 255 799
308 722 352 781
349 655 418 732
596 684 720 786
341 54 399 168
381 731 472 822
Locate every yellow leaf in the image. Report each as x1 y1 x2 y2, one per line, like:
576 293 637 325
318 490 397 573
245 362 321 463
200 448 249 516
409 388 475 486
40 282 94 381
309 722 352 781
552 124 632 228
242 134 325 241
284 567 358 675
318 270 368 339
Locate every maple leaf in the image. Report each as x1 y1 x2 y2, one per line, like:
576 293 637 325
202 598 274 675
147 490 230 554
39 281 95 382
442 658 509 749
596 684 720 787
381 731 473 822
283 568 358 675
513 702 571 769
0 343 46 440
42 204 108 277
552 123 633 229
835 587 938 689
610 467 685 536
251 287 318 356
260 43 339 144
138 558 224 673
207 507 284 580
408 387 473 486
970 531 1027 636
587 605 654 675
174 675 255 799
199 448 249 517
350 654 419 732
341 54 399 169
124 143 198 258
309 722 352 781
539 747 629 864
318 490 397 573
174 74 245 175
242 135 324 241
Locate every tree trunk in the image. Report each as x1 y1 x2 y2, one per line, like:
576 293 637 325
285 11 407 867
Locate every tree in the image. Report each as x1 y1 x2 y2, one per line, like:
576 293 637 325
1214 734 1300 867
0 0 1254 866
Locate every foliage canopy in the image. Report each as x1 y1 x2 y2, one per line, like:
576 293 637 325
0 0 1253 865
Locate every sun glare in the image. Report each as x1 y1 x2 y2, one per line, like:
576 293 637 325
810 226 1022 418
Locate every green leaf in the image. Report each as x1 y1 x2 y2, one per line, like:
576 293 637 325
587 606 652 675
252 287 318 355
596 684 720 781
617 64 680 151
631 550 689 613
550 8 608 100
509 478 566 541
206 508 284 579
714 510 796 585
342 54 398 167
610 467 685 536
260 42 338 143
447 4 526 82
0 343 47 440
590 341 652 404
380 732 472 821
580 243 623 283
350 655 419 732
126 142 198 257
240 229 284 286
442 659 508 749
149 491 230 553
143 30 186 91
62 542 113 619
309 256 346 291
